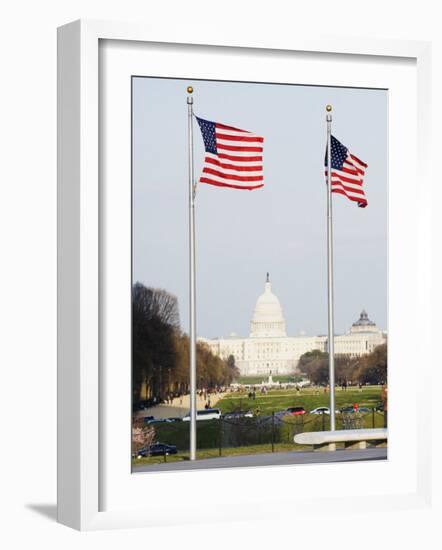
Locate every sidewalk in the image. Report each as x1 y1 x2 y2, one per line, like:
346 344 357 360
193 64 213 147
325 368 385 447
135 392 225 420
133 447 387 472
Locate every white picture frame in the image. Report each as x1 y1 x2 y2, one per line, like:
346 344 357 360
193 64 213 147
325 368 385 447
57 19 432 531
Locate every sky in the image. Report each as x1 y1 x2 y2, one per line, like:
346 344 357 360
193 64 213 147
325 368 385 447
132 77 387 339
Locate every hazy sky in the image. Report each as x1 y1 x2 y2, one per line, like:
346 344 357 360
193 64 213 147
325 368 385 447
132 77 387 338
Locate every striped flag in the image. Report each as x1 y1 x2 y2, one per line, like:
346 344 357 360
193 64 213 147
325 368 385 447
195 116 264 190
325 135 368 208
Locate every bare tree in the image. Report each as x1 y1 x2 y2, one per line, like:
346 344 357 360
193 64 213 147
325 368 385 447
132 282 180 328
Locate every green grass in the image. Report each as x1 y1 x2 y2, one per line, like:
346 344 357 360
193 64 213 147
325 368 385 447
217 385 383 416
132 442 312 466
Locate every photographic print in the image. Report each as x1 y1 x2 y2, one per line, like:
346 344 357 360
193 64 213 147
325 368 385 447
131 76 388 472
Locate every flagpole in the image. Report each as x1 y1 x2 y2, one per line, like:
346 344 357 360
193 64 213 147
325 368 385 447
187 86 197 460
326 104 336 431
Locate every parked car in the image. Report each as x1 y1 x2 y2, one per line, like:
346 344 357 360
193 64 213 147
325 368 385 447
222 411 254 420
166 417 183 422
309 407 330 415
147 418 173 425
309 407 340 415
286 406 306 416
135 443 177 458
339 405 371 413
182 408 221 421
374 403 384 412
142 415 155 423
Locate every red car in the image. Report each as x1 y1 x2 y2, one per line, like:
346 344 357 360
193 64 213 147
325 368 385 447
286 406 306 416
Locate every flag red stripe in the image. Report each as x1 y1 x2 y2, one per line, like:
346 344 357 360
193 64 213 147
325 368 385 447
217 144 263 152
205 156 262 172
202 167 263 182
331 182 366 196
326 170 363 186
218 153 263 162
325 170 362 184
349 153 368 168
332 188 367 206
200 177 263 190
344 162 365 177
215 122 250 133
216 133 264 143
340 165 361 177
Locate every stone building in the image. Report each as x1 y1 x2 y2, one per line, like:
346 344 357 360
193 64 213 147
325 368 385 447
199 275 386 376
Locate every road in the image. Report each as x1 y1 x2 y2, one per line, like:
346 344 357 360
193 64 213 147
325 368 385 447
133 447 387 472
134 392 226 419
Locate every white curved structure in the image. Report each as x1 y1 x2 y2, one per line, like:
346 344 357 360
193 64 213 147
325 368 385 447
200 276 387 376
250 274 287 338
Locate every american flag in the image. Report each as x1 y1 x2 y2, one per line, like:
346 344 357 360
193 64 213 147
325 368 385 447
325 135 368 208
195 116 264 190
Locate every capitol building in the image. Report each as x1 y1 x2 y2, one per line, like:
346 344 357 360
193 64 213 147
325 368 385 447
200 275 387 376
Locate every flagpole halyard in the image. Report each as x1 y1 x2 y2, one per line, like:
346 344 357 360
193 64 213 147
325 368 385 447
187 86 197 460
326 105 336 431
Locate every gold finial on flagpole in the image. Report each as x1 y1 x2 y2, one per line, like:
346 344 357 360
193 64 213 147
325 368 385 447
187 86 194 94
326 104 332 112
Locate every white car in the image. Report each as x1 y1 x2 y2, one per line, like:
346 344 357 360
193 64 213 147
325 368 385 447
309 406 338 415
182 408 221 421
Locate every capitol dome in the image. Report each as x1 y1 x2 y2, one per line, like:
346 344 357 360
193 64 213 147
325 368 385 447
250 274 287 338
350 309 378 334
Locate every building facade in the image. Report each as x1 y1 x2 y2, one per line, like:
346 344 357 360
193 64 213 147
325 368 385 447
200 275 386 376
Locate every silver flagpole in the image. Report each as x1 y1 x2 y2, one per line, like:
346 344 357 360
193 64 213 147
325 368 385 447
187 86 197 460
326 104 336 431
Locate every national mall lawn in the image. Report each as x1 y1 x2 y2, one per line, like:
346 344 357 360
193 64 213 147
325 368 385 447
216 383 383 416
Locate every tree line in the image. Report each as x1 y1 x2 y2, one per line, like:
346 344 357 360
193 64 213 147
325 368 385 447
297 343 387 386
133 282 239 404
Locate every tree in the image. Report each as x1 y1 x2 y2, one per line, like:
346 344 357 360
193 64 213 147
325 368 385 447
132 282 236 401
297 349 329 384
132 283 180 402
297 344 388 385
356 343 387 384
335 355 358 384
226 354 240 381
131 419 156 456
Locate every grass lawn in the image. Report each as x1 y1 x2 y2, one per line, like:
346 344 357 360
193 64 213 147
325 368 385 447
132 442 312 466
216 385 383 416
